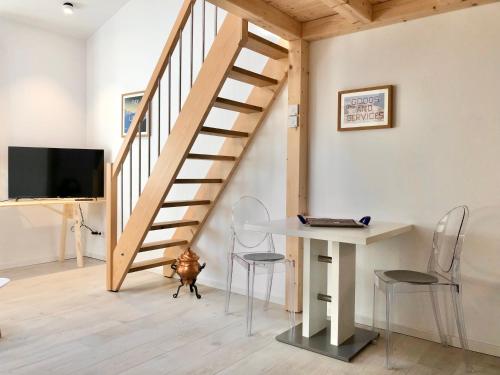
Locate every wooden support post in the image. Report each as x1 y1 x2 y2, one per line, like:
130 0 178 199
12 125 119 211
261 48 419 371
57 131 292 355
106 163 117 291
73 203 84 267
286 39 309 313
58 205 71 262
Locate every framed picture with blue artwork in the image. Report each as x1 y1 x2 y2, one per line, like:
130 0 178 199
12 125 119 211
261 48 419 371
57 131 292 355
338 85 393 131
121 91 150 137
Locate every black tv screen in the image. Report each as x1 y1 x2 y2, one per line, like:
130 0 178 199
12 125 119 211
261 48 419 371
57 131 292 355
8 147 104 199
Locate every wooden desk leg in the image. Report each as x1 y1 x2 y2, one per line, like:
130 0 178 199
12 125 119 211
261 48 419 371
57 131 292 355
59 205 71 262
73 204 84 267
302 238 328 337
329 241 356 346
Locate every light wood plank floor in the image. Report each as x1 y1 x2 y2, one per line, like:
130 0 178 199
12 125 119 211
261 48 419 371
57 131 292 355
0 260 498 375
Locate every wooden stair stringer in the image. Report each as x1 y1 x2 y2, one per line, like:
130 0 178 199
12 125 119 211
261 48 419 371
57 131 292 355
110 15 248 291
164 56 288 274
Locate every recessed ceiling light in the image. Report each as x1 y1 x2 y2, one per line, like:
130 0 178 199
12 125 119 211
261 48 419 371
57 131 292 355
62 2 74 15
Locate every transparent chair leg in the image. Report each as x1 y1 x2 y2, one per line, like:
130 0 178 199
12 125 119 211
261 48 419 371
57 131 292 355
245 263 250 335
371 280 378 343
429 284 448 346
264 264 274 310
451 285 472 372
286 260 296 329
385 283 394 369
224 255 234 314
246 263 256 336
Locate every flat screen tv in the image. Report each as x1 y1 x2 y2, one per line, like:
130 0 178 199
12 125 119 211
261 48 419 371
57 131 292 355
8 147 104 199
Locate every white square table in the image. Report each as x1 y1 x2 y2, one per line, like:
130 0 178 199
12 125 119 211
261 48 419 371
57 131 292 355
245 217 413 362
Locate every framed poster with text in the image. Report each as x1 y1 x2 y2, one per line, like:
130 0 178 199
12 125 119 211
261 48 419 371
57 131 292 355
338 85 393 131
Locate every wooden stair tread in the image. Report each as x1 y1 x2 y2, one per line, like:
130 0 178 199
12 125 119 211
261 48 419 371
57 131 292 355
150 219 199 230
199 126 249 138
228 66 278 87
187 153 236 161
162 199 211 208
214 97 263 113
174 178 223 184
139 239 188 252
129 256 176 273
245 32 288 60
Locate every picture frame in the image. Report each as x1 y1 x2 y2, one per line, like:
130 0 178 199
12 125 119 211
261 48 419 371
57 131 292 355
338 85 393 131
121 91 151 137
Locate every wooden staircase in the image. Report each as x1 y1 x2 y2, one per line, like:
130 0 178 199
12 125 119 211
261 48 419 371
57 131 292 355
106 1 288 291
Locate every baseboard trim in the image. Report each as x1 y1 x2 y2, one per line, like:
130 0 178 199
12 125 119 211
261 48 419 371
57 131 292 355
0 252 104 271
357 315 500 357
0 254 75 270
198 274 286 305
85 251 105 261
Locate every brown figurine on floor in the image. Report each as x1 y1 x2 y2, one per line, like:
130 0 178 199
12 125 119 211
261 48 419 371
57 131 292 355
171 248 206 299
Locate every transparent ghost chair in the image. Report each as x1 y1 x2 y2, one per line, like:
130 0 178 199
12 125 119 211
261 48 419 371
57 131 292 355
373 206 471 371
225 196 296 336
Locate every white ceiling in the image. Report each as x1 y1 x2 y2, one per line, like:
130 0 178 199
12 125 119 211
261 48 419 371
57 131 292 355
0 0 131 39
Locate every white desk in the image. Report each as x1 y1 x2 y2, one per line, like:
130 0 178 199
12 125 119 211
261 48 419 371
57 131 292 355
0 199 104 267
245 217 413 362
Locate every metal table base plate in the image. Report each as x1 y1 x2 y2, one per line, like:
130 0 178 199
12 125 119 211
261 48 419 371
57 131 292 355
276 324 379 362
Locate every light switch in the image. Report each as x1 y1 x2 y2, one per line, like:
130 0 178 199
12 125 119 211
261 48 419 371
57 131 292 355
288 116 298 128
288 104 299 116
288 104 299 128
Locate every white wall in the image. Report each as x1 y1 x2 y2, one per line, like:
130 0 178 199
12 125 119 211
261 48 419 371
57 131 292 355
0 19 87 268
309 3 500 356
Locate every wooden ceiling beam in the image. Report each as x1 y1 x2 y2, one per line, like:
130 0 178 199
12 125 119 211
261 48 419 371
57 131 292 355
207 0 302 40
303 0 498 41
321 0 372 24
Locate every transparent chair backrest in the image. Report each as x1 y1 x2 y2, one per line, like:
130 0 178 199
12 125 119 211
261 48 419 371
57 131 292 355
429 205 469 281
231 196 270 249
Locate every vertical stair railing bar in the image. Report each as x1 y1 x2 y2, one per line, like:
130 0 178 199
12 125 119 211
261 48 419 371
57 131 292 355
109 0 222 242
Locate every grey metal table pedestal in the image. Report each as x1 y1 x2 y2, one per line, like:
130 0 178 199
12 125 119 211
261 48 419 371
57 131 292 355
276 324 379 362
